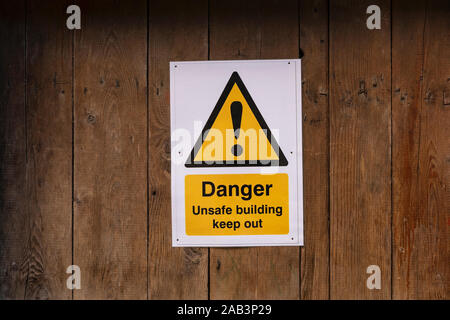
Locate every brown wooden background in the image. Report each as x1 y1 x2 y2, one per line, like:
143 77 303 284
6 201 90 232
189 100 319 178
0 0 448 300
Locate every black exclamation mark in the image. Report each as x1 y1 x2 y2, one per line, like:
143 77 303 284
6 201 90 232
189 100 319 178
230 101 243 156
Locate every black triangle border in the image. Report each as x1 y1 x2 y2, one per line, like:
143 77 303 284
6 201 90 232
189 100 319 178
185 71 288 167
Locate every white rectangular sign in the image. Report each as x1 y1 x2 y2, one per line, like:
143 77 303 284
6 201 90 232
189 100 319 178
170 59 303 247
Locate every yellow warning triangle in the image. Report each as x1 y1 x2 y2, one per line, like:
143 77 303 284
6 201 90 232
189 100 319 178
186 72 288 167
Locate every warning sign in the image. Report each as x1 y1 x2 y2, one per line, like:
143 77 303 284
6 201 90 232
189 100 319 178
170 59 303 247
186 72 288 167
185 174 289 235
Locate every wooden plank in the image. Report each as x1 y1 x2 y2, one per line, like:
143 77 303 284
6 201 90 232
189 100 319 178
209 0 300 300
392 0 449 299
148 0 209 299
299 0 330 300
329 0 391 299
74 0 147 299
24 0 73 299
0 1 27 299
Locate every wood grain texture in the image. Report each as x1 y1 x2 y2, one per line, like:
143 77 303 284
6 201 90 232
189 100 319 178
0 1 27 299
148 0 209 299
148 0 209 300
74 0 148 299
299 0 330 300
392 0 449 299
24 0 73 299
0 0 448 301
209 0 300 300
329 0 391 299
